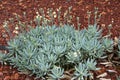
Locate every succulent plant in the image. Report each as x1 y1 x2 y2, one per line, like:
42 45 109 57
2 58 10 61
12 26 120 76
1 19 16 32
0 52 6 64
85 59 100 71
74 63 89 80
48 66 64 80
102 38 113 52
1 23 113 79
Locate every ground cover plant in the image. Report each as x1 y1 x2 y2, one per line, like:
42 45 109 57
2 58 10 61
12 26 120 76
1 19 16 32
0 25 113 80
0 0 120 80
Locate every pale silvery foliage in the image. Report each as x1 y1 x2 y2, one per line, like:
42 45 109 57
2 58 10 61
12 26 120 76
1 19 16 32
0 23 114 79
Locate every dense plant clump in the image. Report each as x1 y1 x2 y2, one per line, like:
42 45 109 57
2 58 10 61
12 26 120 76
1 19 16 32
0 22 114 79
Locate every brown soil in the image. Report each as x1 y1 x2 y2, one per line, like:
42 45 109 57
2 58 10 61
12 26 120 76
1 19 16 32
0 0 120 80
